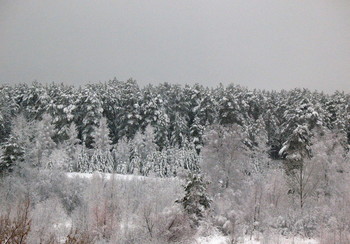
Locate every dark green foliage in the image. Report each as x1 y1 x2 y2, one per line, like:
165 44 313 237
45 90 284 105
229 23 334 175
176 173 211 225
280 125 312 172
1 135 24 172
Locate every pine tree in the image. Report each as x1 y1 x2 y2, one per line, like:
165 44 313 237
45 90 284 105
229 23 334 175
1 135 24 172
176 173 211 226
45 83 77 142
74 85 103 147
153 108 170 150
218 85 244 126
279 125 313 208
190 117 205 153
1 114 33 172
116 79 142 140
0 85 18 144
170 112 189 148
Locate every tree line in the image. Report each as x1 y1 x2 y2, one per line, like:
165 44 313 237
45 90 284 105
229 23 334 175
0 79 349 173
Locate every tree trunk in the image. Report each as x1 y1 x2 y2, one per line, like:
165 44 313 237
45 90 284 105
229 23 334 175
300 164 303 209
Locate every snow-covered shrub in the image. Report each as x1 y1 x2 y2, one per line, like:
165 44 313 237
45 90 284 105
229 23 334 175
46 147 71 170
28 197 70 243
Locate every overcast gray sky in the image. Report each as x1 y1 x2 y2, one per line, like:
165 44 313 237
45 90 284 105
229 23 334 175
1 0 350 92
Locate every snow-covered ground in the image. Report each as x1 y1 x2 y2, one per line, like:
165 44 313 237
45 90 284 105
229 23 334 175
66 171 179 182
67 171 147 181
195 235 229 244
195 235 319 244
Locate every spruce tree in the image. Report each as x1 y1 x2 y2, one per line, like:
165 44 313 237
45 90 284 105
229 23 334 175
1 114 33 172
176 173 211 226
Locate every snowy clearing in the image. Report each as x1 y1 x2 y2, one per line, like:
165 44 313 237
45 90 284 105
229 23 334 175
195 235 319 244
66 171 179 182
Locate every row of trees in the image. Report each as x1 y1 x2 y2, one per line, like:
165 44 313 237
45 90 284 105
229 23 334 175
0 114 199 176
0 79 349 157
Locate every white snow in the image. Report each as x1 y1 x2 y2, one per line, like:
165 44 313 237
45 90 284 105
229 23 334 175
194 235 319 244
241 235 319 244
195 235 229 244
67 172 148 180
66 171 179 183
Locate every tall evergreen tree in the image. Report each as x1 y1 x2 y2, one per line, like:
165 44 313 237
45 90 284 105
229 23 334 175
279 125 313 208
1 114 33 172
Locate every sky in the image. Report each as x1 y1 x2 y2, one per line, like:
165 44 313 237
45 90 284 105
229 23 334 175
0 0 350 93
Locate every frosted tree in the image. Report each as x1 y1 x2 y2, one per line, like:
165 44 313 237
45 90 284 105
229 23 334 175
130 125 158 175
92 117 112 151
309 128 348 197
63 123 80 150
30 114 57 167
133 125 158 159
47 148 70 171
62 123 81 170
112 137 131 174
201 124 248 191
90 117 114 172
248 116 270 174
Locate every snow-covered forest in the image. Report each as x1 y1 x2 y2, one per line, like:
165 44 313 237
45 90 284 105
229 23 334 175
1 80 350 243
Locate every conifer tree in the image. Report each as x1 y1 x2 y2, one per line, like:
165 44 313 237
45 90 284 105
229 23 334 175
75 85 103 147
176 173 211 226
279 125 313 208
1 114 33 172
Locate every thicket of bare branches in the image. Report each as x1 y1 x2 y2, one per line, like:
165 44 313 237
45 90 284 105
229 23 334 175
0 198 31 244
